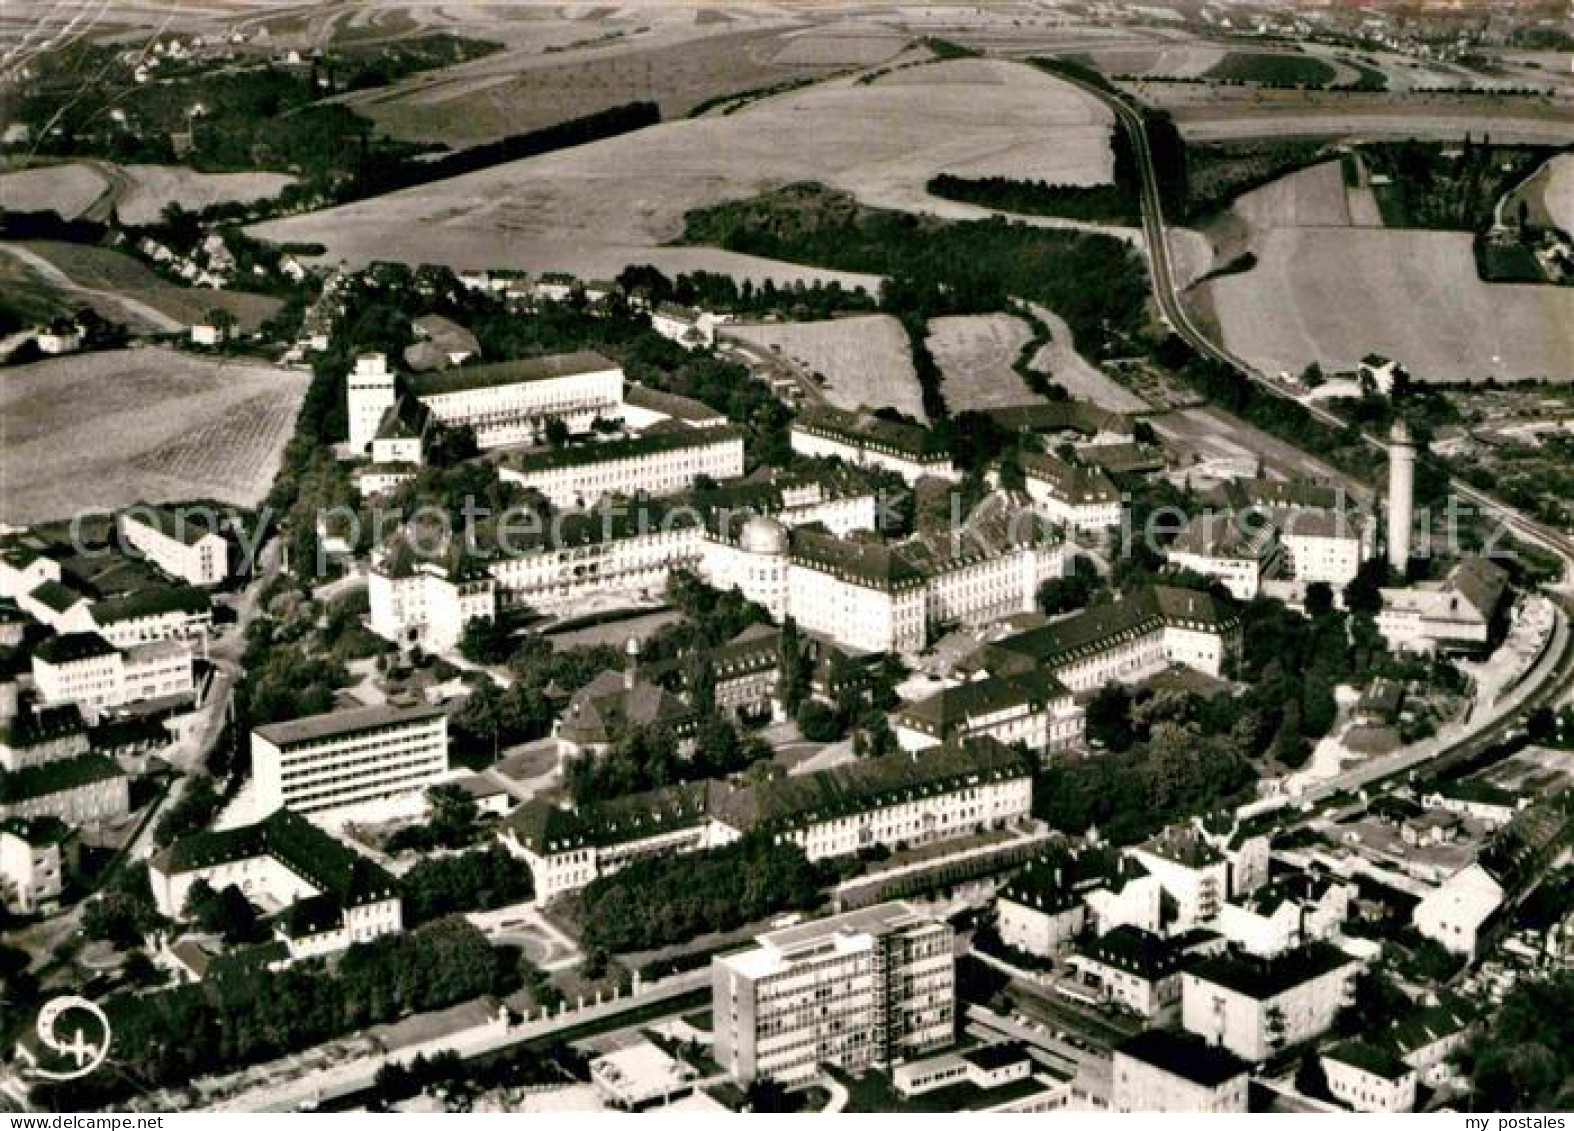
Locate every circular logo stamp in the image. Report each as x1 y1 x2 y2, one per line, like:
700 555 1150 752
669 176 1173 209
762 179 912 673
27 995 111 1081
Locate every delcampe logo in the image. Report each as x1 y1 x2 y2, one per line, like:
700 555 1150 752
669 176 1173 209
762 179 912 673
26 995 111 1081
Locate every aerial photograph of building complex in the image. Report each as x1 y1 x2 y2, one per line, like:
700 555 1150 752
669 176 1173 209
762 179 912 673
0 0 1571 1117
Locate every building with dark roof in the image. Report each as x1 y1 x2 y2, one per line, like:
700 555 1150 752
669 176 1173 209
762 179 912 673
555 654 700 765
1069 925 1190 1023
1322 1041 1418 1113
978 585 1241 694
0 815 72 913
790 407 958 485
893 670 1081 758
1112 1029 1249 1113
502 739 1034 900
1181 941 1363 1062
150 808 401 959
89 585 213 647
405 350 624 449
1020 450 1123 532
0 752 128 825
498 424 745 510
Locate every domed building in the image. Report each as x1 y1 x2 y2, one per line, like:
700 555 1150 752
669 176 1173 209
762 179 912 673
721 516 790 620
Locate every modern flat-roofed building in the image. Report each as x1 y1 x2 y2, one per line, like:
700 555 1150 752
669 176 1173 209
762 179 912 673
89 586 213 648
1112 1029 1249 1113
252 704 449 816
150 808 402 959
31 634 126 721
712 901 955 1082
119 506 229 586
498 425 745 510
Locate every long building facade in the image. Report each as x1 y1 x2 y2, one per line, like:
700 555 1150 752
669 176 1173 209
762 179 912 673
252 704 449 816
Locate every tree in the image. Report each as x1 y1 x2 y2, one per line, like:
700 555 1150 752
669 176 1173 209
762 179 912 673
1086 683 1136 752
184 881 262 944
544 418 571 448
1304 581 1334 618
1344 557 1390 617
458 615 512 666
795 699 844 743
777 617 811 714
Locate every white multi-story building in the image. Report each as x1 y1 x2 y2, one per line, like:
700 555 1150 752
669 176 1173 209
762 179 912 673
1020 450 1123 532
368 559 497 653
347 352 398 453
977 586 1241 693
1127 827 1231 934
252 704 449 816
408 350 624 449
119 506 229 586
1411 862 1505 956
1378 556 1509 654
712 901 955 1082
650 303 723 349
790 408 958 485
501 739 1032 900
1215 870 1353 958
1276 509 1375 587
31 634 195 721
1322 1044 1417 1113
1112 1030 1249 1113
499 426 745 509
1165 514 1281 601
1068 925 1190 1024
88 586 213 648
149 808 402 959
894 671 1083 757
0 817 69 914
1181 942 1362 1063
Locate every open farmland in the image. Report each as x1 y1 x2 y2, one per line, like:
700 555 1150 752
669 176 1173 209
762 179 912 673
0 163 108 218
251 58 1113 282
0 162 295 224
926 314 1040 411
113 165 298 224
1505 153 1574 232
727 315 924 420
1022 304 1148 413
0 347 308 524
1207 228 1574 383
9 242 282 332
344 20 910 147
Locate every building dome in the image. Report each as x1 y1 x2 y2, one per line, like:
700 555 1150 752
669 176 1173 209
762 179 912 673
738 515 789 555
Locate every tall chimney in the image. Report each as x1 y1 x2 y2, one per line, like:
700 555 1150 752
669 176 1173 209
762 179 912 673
1387 419 1416 573
624 636 640 691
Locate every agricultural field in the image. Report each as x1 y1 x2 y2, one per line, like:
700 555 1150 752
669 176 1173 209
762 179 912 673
1229 160 1353 230
113 166 298 224
250 58 1113 281
0 347 309 524
0 162 295 223
925 314 1041 412
1022 304 1148 413
1504 153 1574 232
344 20 910 147
8 242 282 332
1206 227 1574 383
727 315 925 420
0 163 108 219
